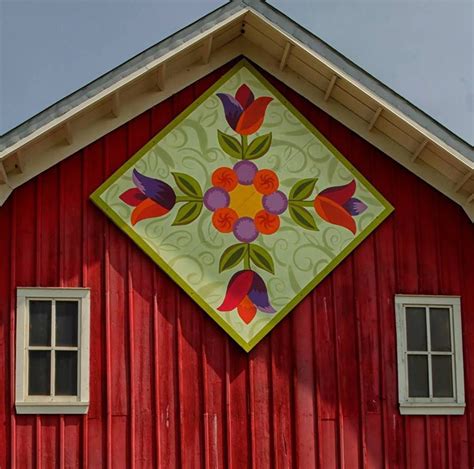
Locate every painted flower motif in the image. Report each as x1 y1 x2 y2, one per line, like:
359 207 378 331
120 169 176 225
204 164 287 241
313 180 367 234
216 84 273 135
218 270 276 324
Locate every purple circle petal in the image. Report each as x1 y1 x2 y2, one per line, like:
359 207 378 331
263 190 288 215
233 217 258 243
203 187 229 211
233 161 258 185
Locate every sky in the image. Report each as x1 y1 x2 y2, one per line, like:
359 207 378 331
1 0 473 145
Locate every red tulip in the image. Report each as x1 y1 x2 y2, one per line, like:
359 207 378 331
314 180 367 234
218 270 275 324
216 84 272 136
120 169 176 225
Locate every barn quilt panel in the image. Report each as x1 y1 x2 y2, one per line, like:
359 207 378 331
91 59 393 351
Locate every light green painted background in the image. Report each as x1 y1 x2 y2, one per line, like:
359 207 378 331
92 61 393 350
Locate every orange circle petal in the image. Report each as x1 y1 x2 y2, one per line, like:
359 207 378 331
253 169 279 195
211 167 238 192
212 207 239 233
254 210 280 234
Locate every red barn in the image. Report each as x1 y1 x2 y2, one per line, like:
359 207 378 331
1 2 473 468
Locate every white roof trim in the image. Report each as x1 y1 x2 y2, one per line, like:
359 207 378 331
0 6 472 221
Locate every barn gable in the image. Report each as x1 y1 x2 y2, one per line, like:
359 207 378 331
1 2 474 467
0 1 473 221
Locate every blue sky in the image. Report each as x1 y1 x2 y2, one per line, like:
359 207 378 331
1 0 473 144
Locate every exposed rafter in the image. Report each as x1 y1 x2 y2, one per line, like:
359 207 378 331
324 75 338 101
411 139 429 162
454 169 473 193
279 42 291 71
368 107 383 131
12 150 25 173
63 122 73 145
156 63 167 91
111 92 120 118
202 36 213 64
0 162 7 185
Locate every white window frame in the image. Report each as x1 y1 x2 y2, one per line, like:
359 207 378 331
16 287 90 414
395 295 465 415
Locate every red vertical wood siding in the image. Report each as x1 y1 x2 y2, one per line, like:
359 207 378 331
1 61 473 468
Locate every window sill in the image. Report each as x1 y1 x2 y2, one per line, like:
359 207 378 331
399 402 465 415
16 401 89 415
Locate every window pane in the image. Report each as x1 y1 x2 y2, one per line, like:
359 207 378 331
406 307 427 351
29 300 51 346
408 355 429 397
432 355 454 397
56 301 79 347
28 351 51 395
430 308 451 352
55 351 78 396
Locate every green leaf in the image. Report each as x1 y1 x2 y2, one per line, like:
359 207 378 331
217 130 242 159
249 244 275 274
289 178 318 201
219 243 247 273
172 172 202 198
289 205 318 231
172 202 203 226
244 133 272 160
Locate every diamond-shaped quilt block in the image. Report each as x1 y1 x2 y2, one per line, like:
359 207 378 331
91 60 393 351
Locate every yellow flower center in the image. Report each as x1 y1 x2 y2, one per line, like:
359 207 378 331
228 184 263 218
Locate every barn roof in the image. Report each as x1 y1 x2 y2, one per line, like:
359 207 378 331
1 0 473 219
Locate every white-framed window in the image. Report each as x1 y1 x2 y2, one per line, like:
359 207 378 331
395 295 465 415
15 288 90 414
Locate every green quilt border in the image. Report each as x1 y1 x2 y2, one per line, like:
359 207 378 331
90 58 394 352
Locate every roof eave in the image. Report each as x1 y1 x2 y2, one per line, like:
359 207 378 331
0 2 472 221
